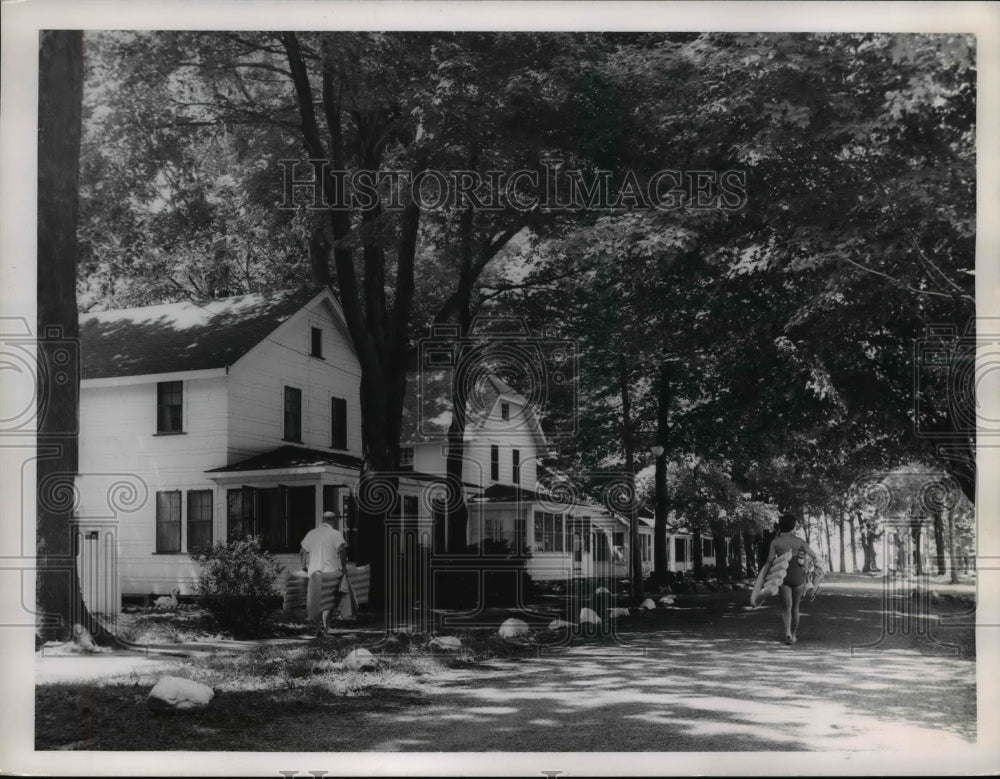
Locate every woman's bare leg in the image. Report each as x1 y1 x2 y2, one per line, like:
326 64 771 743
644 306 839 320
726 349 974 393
790 585 804 640
779 585 793 641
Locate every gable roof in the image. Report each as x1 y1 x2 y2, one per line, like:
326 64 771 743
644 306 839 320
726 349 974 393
400 370 548 452
80 287 325 380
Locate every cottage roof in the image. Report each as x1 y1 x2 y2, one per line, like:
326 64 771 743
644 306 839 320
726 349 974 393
400 370 548 452
205 444 362 473
80 287 323 379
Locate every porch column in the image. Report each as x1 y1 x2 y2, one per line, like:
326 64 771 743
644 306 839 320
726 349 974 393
668 534 675 572
314 479 324 529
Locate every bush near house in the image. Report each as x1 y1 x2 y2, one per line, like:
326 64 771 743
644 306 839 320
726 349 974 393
191 536 284 637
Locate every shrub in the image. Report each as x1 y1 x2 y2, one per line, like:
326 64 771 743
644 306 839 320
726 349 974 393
191 536 283 637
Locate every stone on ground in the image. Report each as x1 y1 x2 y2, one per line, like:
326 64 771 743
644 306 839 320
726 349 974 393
579 607 601 625
693 582 710 594
147 676 214 712
498 618 530 639
607 607 630 618
659 595 676 606
343 648 377 670
594 586 611 595
547 619 575 630
641 598 657 610
430 635 462 650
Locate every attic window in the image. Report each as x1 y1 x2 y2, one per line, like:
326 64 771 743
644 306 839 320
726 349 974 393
399 446 414 470
156 381 183 433
500 402 510 421
310 327 323 358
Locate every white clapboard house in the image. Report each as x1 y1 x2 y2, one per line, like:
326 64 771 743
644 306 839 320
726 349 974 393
76 287 445 605
399 371 655 581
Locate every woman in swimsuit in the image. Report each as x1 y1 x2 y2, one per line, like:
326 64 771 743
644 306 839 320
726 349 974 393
766 513 822 644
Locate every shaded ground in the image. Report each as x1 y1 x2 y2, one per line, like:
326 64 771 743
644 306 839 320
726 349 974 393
36 574 977 751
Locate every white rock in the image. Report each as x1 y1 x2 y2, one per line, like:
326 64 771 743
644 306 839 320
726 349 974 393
607 607 630 618
641 598 657 611
147 676 214 712
342 648 377 670
430 635 462 650
547 619 575 630
498 618 530 639
579 607 601 625
658 595 676 606
594 586 611 596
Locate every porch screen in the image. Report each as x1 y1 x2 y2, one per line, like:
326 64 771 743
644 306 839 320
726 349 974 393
227 487 257 540
533 511 564 552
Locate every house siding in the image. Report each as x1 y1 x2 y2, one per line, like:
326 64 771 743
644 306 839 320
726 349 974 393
78 375 229 595
227 296 362 460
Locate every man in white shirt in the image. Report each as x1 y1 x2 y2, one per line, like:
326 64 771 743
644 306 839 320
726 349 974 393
300 511 348 636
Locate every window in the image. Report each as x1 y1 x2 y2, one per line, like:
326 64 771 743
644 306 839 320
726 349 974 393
491 445 499 481
403 495 419 519
310 327 323 358
342 495 358 561
641 534 652 562
330 396 347 449
284 386 302 442
675 537 687 563
399 446 414 470
500 402 510 421
227 487 257 540
533 511 564 552
512 449 520 484
514 516 527 553
156 490 181 553
156 381 183 433
186 490 213 552
484 516 503 543
703 538 714 558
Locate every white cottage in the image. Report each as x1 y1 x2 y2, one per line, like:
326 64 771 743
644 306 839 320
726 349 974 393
76 287 442 603
399 372 650 581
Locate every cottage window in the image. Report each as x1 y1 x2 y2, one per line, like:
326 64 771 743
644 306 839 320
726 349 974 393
703 538 714 558
500 402 510 421
399 446 414 470
310 327 323 358
155 490 181 553
514 516 527 553
284 386 302 442
156 381 183 433
186 490 213 552
330 396 347 449
403 494 419 519
227 487 257 540
533 511 564 552
512 449 520 484
674 537 687 563
641 534 652 562
490 445 499 481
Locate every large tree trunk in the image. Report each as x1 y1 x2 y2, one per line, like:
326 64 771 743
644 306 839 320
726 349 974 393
692 529 704 577
849 512 859 572
742 531 758 577
933 508 947 576
821 509 833 571
837 510 846 573
652 362 670 584
946 507 959 584
731 532 744 578
618 355 642 600
910 522 923 575
37 30 105 645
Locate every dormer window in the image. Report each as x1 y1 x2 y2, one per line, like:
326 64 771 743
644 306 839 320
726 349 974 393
156 381 183 433
400 446 414 470
500 402 510 421
310 327 323 358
